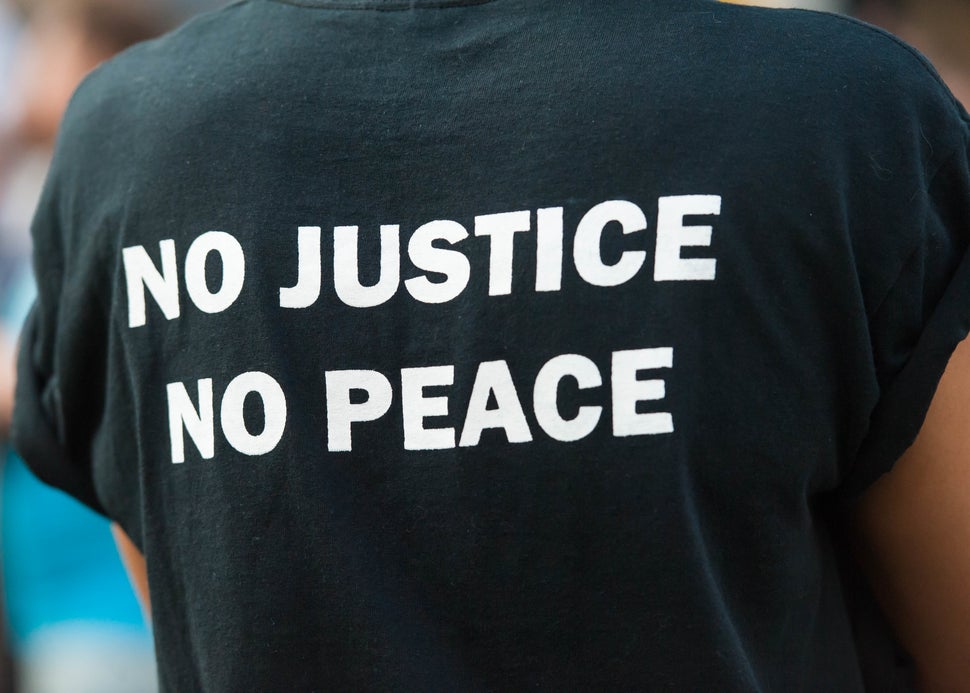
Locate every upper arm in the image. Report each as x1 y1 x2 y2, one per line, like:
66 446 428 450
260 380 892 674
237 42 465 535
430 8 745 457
854 336 970 690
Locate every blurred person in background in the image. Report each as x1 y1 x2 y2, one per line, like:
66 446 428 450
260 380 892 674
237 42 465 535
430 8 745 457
0 0 21 142
0 1 223 691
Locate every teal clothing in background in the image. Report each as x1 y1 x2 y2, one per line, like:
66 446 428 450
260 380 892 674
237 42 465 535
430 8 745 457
1 270 155 692
1 453 147 647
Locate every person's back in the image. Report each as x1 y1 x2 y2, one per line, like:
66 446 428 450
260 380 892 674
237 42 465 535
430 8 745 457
13 0 970 689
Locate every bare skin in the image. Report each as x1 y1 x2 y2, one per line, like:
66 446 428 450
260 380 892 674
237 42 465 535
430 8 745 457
854 337 970 690
110 523 150 622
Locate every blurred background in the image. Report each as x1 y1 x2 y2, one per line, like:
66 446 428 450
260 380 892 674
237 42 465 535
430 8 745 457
0 0 966 691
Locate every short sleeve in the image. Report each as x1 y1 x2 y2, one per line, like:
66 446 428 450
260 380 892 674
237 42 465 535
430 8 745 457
10 80 115 518
844 122 970 496
12 309 107 516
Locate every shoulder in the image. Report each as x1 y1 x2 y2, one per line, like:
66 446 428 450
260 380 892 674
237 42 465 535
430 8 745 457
704 3 967 138
57 0 256 155
45 0 267 233
595 1 970 166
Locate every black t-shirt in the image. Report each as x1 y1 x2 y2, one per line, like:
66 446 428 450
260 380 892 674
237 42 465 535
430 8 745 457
13 0 970 689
